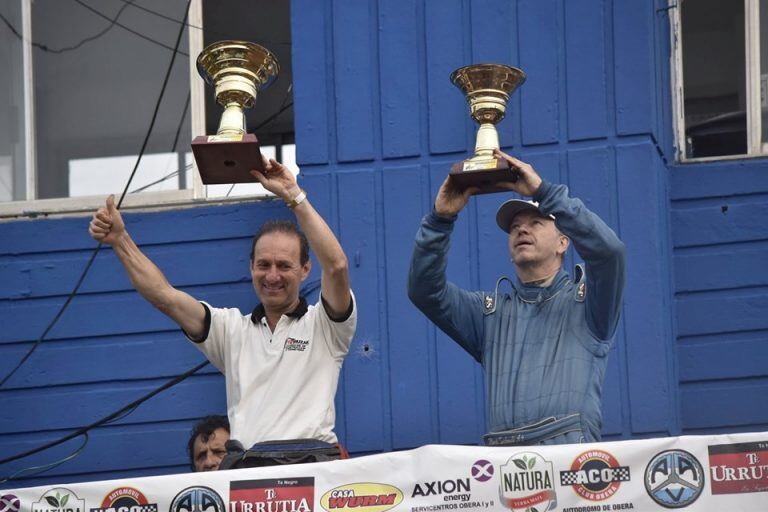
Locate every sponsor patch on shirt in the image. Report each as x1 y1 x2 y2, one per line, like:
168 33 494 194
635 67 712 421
284 337 310 352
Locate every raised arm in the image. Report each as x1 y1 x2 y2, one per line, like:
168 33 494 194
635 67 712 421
407 176 486 361
494 150 626 341
88 195 207 339
251 159 351 318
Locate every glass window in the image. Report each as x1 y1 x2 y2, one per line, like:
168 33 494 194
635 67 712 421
31 0 192 200
0 0 295 213
0 1 27 202
680 0 746 159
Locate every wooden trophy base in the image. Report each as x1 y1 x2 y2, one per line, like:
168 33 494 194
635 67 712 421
191 133 266 184
449 157 519 194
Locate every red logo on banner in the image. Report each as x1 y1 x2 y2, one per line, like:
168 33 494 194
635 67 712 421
709 441 768 494
231 478 314 512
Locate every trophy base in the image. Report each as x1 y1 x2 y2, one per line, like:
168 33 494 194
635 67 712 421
191 133 266 184
449 157 519 194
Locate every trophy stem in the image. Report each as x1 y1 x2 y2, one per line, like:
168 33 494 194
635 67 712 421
217 103 246 136
474 123 500 158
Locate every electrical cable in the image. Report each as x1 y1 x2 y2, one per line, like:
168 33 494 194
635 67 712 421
0 433 89 484
112 0 292 46
253 102 294 132
70 0 189 56
129 164 192 194
0 0 135 54
0 361 208 471
0 0 191 389
0 0 183 56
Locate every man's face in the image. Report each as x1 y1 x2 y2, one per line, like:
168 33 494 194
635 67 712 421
192 427 229 472
507 210 568 267
250 231 310 311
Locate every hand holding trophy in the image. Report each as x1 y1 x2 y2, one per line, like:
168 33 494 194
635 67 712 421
449 64 526 194
191 41 279 184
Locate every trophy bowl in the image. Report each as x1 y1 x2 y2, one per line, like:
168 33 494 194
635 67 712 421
191 40 280 184
449 64 526 194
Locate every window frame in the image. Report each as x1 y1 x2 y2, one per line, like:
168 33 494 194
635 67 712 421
670 0 766 163
0 0 284 219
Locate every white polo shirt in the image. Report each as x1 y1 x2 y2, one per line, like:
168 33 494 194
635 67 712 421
189 293 356 449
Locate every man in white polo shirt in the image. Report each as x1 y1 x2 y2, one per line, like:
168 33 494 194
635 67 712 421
89 156 355 467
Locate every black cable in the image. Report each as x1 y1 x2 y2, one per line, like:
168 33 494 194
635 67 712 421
171 92 191 153
0 433 89 484
129 164 192 194
113 0 292 46
0 0 181 56
0 0 134 54
0 0 191 389
0 361 208 468
70 0 189 56
253 102 293 132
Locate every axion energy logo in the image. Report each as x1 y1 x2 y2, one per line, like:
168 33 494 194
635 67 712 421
0 495 20 512
709 441 768 494
560 450 630 501
320 483 402 512
231 478 314 512
91 487 157 512
644 450 704 508
471 460 494 483
499 452 557 512
33 489 85 512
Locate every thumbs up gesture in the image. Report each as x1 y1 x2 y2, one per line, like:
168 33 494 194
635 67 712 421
88 194 126 245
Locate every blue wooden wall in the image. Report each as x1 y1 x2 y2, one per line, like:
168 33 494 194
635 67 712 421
0 0 763 490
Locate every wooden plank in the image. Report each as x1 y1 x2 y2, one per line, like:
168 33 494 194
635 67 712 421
616 142 675 434
674 245 768 293
0 283 258 344
428 164 484 444
565 0 608 141
681 380 768 429
0 331 214 389
0 374 225 433
613 0 655 136
424 0 467 154
0 422 204 481
678 335 768 382
382 164 436 448
337 170 387 452
379 0 420 159
670 160 768 201
332 0 375 162
0 238 253 300
0 201 288 255
292 0 330 164
676 292 768 337
470 0 519 149
518 0 560 145
672 200 768 248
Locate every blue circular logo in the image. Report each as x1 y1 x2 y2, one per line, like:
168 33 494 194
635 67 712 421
169 487 225 512
644 450 704 508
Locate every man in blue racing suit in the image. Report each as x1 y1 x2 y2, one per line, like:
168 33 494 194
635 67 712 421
408 149 625 445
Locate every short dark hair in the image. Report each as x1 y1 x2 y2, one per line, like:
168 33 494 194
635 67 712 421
187 415 230 471
250 220 310 265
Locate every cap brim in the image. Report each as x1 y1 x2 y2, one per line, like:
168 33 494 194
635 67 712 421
495 199 550 233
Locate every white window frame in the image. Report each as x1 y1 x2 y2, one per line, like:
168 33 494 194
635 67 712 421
671 0 766 163
0 0 286 219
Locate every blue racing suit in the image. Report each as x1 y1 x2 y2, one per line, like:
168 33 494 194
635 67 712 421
408 181 625 445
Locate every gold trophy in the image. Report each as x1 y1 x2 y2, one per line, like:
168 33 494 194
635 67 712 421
449 63 526 193
191 40 279 184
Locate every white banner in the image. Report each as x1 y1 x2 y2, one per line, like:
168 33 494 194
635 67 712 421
2 432 767 512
